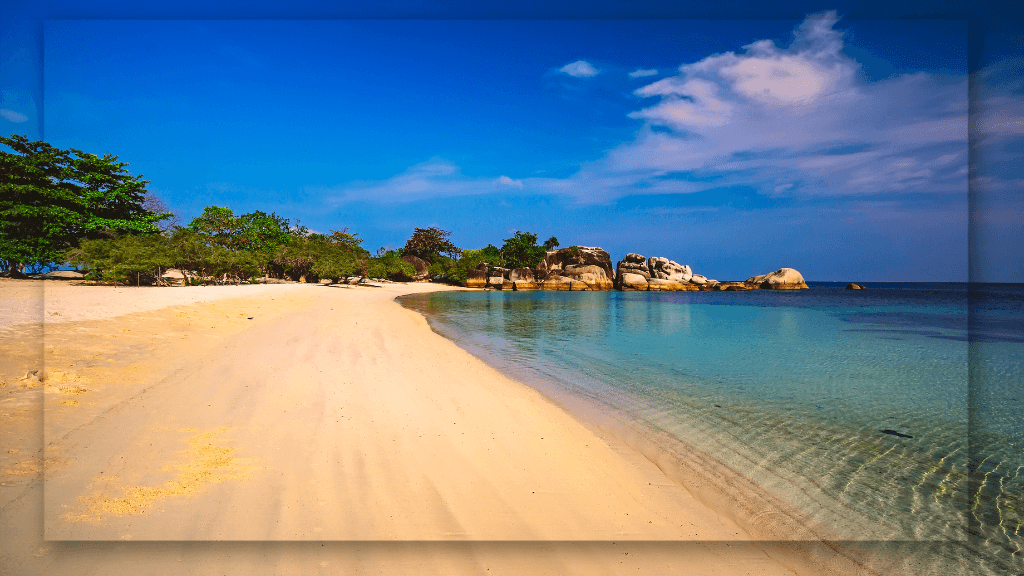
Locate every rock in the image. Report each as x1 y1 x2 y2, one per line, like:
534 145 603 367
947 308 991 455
622 253 646 264
540 275 574 291
42 270 85 279
510 268 534 282
510 268 538 290
717 282 752 291
647 278 695 291
689 274 708 285
538 246 615 280
619 272 649 291
846 283 865 290
615 253 651 289
745 268 809 290
464 269 488 288
400 254 431 281
561 264 614 290
488 276 507 289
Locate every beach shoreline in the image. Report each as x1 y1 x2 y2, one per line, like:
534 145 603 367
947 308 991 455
1 279 901 575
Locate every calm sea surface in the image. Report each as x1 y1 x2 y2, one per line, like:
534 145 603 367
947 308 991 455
398 283 1023 575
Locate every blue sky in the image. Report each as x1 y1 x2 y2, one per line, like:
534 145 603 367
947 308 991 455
2 2 1022 281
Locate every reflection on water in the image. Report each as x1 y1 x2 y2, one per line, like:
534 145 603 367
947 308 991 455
398 285 1023 575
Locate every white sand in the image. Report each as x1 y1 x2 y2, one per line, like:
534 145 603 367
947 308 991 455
0 280 892 575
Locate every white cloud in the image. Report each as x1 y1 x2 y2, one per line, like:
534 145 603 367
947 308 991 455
555 10 970 202
496 175 524 189
628 69 658 78
323 159 525 204
559 60 599 78
0 109 28 123
327 13 985 208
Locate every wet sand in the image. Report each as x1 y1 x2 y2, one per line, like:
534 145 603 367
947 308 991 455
0 278 902 575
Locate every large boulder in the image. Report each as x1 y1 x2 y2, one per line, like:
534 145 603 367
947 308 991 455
560 264 614 290
510 267 538 290
540 275 575 291
648 257 692 282
538 247 614 277
647 278 696 291
400 254 431 281
618 272 650 291
846 283 865 290
615 253 651 288
745 268 809 290
689 274 708 285
464 269 488 288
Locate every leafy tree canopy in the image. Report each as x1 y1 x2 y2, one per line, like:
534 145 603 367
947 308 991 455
499 231 547 270
0 134 170 274
402 226 462 263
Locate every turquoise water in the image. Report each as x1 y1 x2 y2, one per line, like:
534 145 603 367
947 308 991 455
398 283 1023 575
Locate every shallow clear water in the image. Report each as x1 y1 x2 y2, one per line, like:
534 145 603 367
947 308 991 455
399 283 1024 574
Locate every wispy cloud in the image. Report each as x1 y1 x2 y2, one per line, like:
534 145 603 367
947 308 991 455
326 13 987 209
559 60 599 78
496 175 524 189
557 11 969 203
323 159 511 204
0 109 28 123
628 69 658 78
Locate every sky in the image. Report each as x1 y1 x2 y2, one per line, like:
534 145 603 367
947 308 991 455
2 2 1022 282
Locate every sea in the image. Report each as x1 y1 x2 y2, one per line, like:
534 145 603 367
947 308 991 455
398 282 1023 575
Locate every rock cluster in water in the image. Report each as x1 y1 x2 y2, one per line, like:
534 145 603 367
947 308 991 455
465 246 808 291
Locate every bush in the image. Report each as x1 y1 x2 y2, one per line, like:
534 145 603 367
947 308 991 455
364 250 415 280
65 234 176 285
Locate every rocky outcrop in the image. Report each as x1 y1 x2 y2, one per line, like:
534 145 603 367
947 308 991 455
618 272 651 291
648 257 692 282
465 268 488 288
457 245 807 292
488 267 513 290
846 283 865 290
510 267 538 291
400 254 431 281
615 253 715 291
745 268 809 290
535 246 614 291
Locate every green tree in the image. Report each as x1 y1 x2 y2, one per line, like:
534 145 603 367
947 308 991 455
364 249 416 280
543 236 559 250
273 231 370 282
65 234 176 286
402 226 462 263
499 231 547 269
0 135 169 275
186 206 242 249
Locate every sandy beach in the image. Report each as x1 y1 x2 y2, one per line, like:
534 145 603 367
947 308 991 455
0 278 904 575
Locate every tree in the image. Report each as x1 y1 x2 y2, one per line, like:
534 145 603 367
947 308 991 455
543 236 560 250
65 234 176 285
273 231 370 282
364 249 416 280
499 231 547 269
186 206 242 249
402 226 462 263
0 135 170 275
